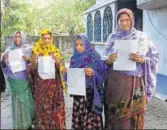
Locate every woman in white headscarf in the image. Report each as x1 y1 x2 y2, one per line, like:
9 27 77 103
1 31 34 129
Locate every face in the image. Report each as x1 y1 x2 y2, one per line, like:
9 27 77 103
75 38 85 53
118 13 132 31
42 34 52 44
14 32 22 46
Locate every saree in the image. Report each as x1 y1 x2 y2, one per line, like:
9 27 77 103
104 67 146 129
8 77 34 129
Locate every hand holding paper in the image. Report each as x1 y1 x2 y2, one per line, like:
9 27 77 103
84 68 94 76
2 54 8 62
8 49 26 73
52 55 60 65
38 56 56 79
113 40 139 71
23 55 30 62
108 53 118 64
129 53 145 64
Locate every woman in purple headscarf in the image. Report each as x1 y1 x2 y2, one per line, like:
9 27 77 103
1 31 34 129
70 33 107 129
104 8 159 129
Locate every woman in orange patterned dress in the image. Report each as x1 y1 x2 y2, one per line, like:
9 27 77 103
28 29 67 129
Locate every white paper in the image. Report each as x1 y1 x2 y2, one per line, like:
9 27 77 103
8 49 26 73
95 45 106 60
67 68 86 96
113 40 139 71
38 56 56 79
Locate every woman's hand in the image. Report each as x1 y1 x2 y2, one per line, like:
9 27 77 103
23 55 30 62
105 53 118 65
31 55 38 64
62 67 67 74
85 68 94 77
52 55 60 65
2 54 8 62
130 53 145 64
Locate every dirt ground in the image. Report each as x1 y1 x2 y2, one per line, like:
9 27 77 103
1 88 167 129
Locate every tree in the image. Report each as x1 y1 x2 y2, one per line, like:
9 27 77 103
1 0 96 37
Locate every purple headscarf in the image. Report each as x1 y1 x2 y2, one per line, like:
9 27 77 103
70 33 100 68
104 8 159 101
70 33 107 114
2 31 32 80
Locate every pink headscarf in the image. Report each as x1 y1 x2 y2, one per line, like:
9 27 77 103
116 8 135 32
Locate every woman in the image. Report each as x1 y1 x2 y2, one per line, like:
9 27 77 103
70 34 107 129
1 31 34 129
28 29 66 129
104 8 159 129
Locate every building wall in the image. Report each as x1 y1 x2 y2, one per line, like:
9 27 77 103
84 1 116 42
137 0 167 10
4 36 75 52
143 7 167 76
96 0 106 4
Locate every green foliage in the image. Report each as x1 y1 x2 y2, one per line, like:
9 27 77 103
1 0 95 50
1 0 95 36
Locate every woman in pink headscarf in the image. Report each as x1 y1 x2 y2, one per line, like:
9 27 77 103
104 8 159 129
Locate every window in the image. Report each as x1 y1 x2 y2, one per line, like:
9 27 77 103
103 6 113 42
94 10 101 42
87 13 93 41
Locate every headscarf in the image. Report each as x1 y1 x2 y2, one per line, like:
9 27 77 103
4 31 31 55
70 33 100 68
33 29 59 56
32 29 67 92
116 8 135 33
70 33 107 114
104 8 159 102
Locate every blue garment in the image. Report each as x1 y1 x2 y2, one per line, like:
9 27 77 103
70 33 107 114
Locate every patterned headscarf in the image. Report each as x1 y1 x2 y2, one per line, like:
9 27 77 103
32 29 67 92
33 29 61 57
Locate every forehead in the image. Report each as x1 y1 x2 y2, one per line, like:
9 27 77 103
76 38 84 43
119 13 130 19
